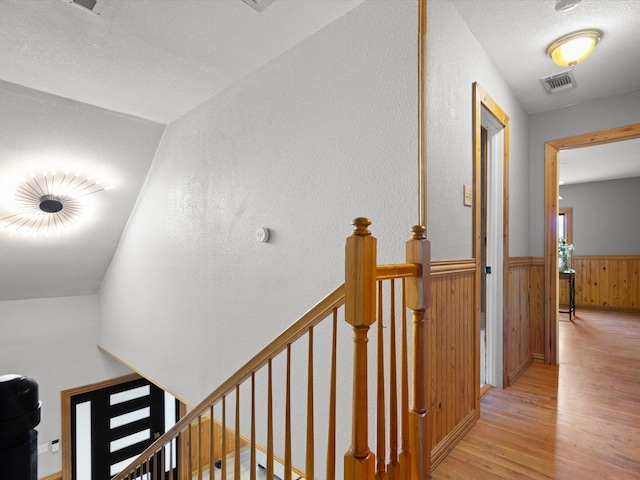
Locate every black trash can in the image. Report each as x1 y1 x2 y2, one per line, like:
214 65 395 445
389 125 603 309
0 374 42 480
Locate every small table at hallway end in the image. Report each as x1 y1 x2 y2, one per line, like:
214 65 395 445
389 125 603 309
559 271 576 321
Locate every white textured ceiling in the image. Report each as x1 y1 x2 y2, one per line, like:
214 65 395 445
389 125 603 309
449 0 640 115
0 0 365 124
450 0 640 186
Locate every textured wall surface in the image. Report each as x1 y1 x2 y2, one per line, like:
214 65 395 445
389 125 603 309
98 0 531 472
428 0 531 258
0 295 132 477
99 0 417 407
528 89 640 256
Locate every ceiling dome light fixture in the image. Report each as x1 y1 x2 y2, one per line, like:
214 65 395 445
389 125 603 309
546 29 602 67
0 168 113 237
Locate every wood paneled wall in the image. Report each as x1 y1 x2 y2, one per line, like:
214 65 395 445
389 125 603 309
428 260 476 468
560 256 640 312
505 258 545 386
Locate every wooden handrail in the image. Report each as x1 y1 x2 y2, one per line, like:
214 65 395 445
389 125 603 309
112 221 430 480
111 284 345 480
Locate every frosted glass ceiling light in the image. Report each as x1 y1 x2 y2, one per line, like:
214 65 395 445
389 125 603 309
0 167 113 237
546 30 602 67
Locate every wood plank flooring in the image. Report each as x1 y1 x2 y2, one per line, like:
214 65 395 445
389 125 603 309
432 309 640 479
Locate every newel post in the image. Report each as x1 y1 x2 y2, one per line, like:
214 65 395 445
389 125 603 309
344 217 377 480
406 225 432 479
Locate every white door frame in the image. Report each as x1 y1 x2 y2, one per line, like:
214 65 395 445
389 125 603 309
473 83 510 404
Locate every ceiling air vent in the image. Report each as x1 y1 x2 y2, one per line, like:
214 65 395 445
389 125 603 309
240 0 276 12
62 0 107 15
540 70 577 94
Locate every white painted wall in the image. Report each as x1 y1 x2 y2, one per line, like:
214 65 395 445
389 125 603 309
428 0 531 258
0 295 132 477
98 0 531 474
529 89 640 256
560 177 640 255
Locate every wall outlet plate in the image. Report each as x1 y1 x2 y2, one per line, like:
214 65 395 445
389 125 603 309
464 184 473 207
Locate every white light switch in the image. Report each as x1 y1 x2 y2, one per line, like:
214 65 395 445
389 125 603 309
38 444 48 455
463 184 473 207
51 439 60 453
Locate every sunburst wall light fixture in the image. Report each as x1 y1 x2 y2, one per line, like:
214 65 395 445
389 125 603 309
546 29 602 67
0 167 113 237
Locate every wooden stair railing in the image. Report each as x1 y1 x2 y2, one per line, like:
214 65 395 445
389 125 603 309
110 218 431 480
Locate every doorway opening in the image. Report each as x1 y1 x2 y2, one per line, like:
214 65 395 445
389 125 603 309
473 83 510 395
543 122 640 364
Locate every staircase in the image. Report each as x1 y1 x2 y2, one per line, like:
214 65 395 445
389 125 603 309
111 219 432 480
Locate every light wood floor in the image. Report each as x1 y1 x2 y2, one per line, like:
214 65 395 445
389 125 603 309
432 309 640 479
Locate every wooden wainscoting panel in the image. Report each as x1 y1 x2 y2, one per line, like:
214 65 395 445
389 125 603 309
505 258 545 385
562 256 640 312
427 265 475 468
528 260 545 360
506 261 530 385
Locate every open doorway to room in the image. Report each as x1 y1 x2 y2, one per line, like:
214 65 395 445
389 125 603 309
543 122 640 364
473 83 510 392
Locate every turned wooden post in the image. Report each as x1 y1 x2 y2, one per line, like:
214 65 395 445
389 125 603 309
344 217 377 480
406 225 432 479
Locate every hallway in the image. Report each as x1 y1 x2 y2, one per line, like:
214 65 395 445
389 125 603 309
432 309 640 479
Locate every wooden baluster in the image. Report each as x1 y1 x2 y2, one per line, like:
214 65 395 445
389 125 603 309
344 217 377 480
170 433 175 480
388 280 399 480
188 424 193 480
267 359 274 479
251 374 257 480
198 416 203 480
399 282 410 480
214 405 216 480
285 344 292 480
376 281 387 479
221 397 227 480
326 309 338 480
235 385 241 480
406 225 432 479
306 327 315 480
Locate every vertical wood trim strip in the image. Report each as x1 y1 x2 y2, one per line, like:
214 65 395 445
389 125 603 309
418 0 428 227
544 142 559 365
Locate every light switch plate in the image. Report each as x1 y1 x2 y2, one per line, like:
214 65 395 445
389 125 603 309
38 444 48 455
463 184 473 207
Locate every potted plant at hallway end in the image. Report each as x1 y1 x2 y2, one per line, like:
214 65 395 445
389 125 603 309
559 237 575 273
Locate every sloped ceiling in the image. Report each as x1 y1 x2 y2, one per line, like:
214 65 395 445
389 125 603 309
1 0 639 301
